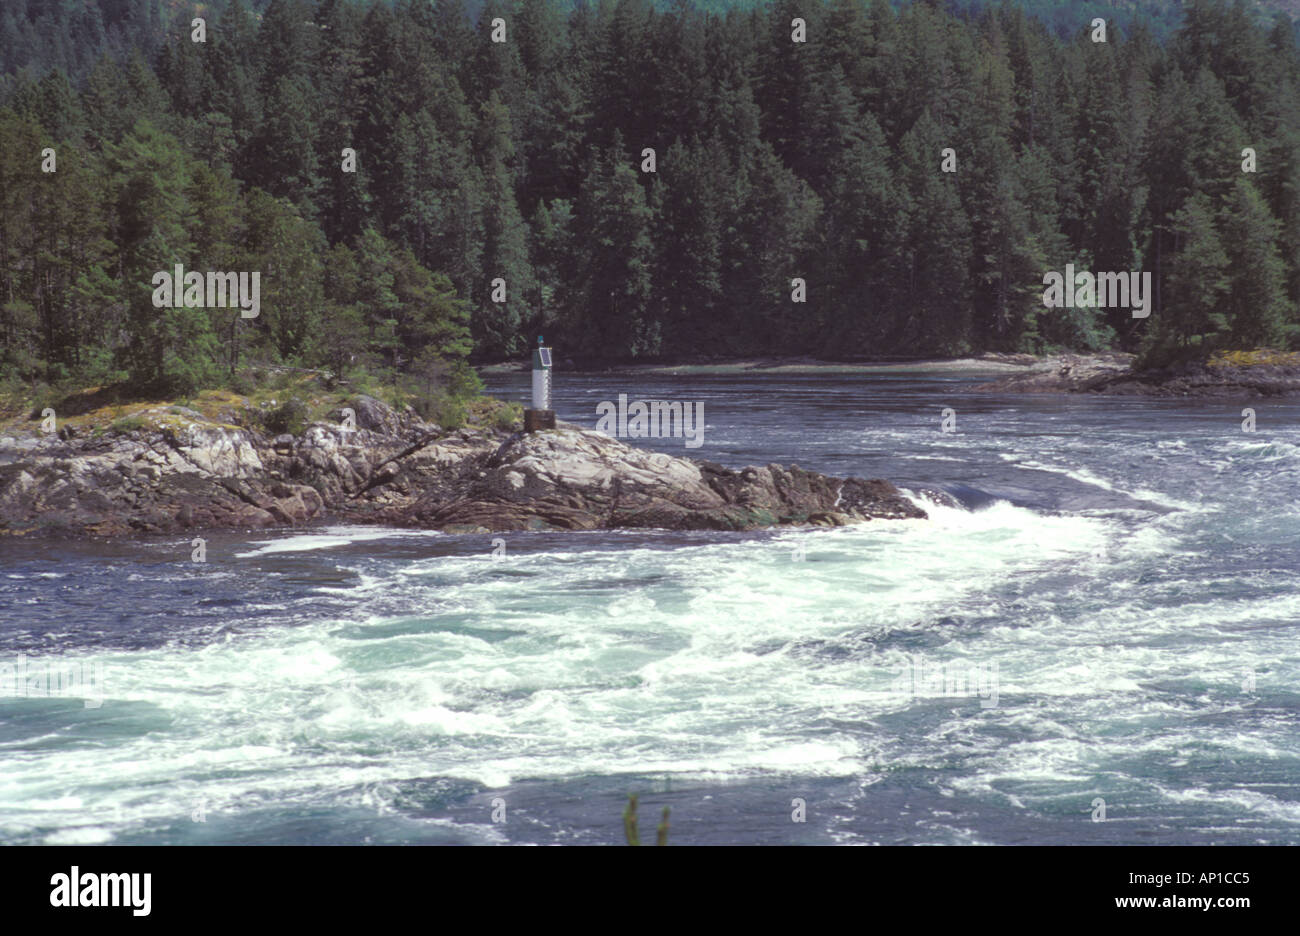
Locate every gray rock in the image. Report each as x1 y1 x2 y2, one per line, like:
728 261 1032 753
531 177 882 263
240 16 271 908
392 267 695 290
0 397 926 537
380 425 925 533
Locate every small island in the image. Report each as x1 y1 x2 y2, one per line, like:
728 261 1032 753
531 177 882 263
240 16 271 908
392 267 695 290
0 374 924 538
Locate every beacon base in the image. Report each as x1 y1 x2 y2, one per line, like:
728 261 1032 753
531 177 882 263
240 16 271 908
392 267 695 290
524 409 556 432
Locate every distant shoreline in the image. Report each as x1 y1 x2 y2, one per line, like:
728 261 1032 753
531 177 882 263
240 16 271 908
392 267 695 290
481 350 1300 398
968 350 1300 398
477 352 1048 377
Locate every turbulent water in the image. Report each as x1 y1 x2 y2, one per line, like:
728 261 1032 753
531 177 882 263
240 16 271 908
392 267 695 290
2 368 1298 845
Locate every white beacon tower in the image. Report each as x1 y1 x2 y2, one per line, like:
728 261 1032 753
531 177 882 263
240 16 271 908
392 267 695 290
524 336 555 432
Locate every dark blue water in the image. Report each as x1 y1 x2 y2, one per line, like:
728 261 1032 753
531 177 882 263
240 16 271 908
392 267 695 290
2 367 1297 844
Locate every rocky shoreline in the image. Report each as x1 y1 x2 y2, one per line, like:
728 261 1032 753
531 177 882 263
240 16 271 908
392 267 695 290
0 395 925 538
482 350 1300 396
970 351 1300 397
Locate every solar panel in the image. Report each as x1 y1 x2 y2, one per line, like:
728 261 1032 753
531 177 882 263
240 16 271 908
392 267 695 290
538 348 552 367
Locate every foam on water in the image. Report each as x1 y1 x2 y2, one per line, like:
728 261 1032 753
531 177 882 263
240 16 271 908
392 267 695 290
236 525 443 557
0 500 1134 840
4 374 1300 843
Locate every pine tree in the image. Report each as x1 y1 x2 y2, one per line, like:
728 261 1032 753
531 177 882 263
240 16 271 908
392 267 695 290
240 189 325 366
316 0 369 244
242 74 321 219
652 138 724 355
31 138 116 380
209 0 262 159
104 119 207 392
474 92 534 358
530 197 574 337
726 141 822 354
353 226 403 371
0 109 43 378
815 113 904 355
1220 178 1290 348
1156 192 1230 352
320 241 366 378
573 138 657 358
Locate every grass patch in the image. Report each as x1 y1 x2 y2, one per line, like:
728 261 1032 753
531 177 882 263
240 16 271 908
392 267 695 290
110 415 149 434
1207 349 1300 368
465 397 522 432
0 363 501 439
261 398 310 436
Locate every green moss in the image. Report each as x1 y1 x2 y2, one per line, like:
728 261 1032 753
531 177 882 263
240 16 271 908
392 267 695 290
1208 349 1300 369
492 402 522 432
261 398 309 436
418 393 466 430
110 415 148 434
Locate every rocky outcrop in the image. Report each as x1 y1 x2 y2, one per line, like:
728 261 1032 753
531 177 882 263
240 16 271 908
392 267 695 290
971 352 1300 397
1087 360 1300 397
0 419 327 535
969 352 1135 394
385 427 924 532
0 396 925 536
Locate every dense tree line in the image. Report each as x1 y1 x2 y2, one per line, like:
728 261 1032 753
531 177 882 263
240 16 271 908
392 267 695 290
2 0 1299 394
